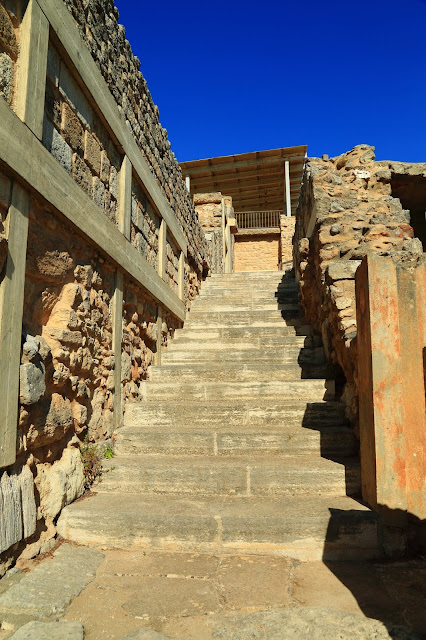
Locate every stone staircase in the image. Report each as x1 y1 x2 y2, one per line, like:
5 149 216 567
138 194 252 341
58 270 381 561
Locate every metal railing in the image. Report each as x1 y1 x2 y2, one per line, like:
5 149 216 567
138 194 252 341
236 210 282 230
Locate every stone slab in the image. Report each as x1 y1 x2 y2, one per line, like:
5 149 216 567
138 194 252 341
0 544 104 617
9 621 84 640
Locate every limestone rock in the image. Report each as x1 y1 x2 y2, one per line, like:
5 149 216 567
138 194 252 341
326 260 362 282
120 631 173 640
9 621 84 640
19 362 46 404
36 446 84 520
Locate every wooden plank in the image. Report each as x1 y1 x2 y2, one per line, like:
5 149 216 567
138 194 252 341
181 153 306 176
15 0 49 139
191 172 302 190
158 219 167 280
0 98 185 322
118 156 132 239
0 183 30 468
285 160 291 218
36 0 187 257
178 252 185 301
112 270 123 430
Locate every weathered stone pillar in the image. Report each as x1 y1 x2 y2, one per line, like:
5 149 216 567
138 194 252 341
356 254 426 524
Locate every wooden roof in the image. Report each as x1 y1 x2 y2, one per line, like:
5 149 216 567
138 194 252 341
180 145 307 214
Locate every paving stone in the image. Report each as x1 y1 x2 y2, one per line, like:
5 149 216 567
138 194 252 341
0 544 104 617
120 630 173 640
9 621 84 640
205 607 423 640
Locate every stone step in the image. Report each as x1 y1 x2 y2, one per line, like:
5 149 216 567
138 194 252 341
141 379 333 402
57 493 380 562
124 400 348 429
97 454 360 497
161 346 326 364
201 285 298 295
185 311 306 328
190 301 300 312
114 425 357 458
168 334 316 349
148 362 331 383
172 325 314 341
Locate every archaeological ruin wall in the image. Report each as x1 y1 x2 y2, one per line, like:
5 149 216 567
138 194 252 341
0 0 210 570
294 144 424 429
193 192 236 274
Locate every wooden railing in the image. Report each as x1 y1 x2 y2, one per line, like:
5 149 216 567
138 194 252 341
236 210 282 229
0 0 190 467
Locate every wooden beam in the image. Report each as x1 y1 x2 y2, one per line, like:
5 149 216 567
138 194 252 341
0 183 30 468
181 153 306 176
118 155 132 240
285 160 291 218
191 175 302 193
15 0 49 139
36 0 187 257
155 305 163 365
178 252 185 301
112 270 123 430
158 219 167 280
189 166 302 187
0 99 185 321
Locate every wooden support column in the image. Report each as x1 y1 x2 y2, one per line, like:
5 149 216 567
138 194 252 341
156 305 163 365
0 183 30 468
112 156 131 429
178 251 185 301
112 270 123 430
118 155 132 239
16 0 49 139
284 160 291 218
185 175 190 193
158 219 167 280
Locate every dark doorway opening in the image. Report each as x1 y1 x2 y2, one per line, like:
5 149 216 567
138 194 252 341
391 174 426 251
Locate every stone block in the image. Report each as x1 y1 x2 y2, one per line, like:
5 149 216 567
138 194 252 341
72 153 91 195
36 446 84 520
0 5 17 57
59 63 93 128
85 131 101 175
62 103 84 154
100 150 111 183
0 52 12 104
19 362 45 405
325 260 361 282
0 466 36 554
92 176 105 208
42 118 72 174
9 621 84 640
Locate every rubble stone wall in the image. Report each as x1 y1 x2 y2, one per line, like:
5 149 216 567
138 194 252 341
0 0 210 571
294 145 424 428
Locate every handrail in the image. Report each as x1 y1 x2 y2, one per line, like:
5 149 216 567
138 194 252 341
236 210 282 229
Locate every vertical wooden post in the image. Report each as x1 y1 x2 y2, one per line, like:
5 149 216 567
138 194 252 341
118 155 132 239
156 305 163 365
185 175 190 193
0 183 30 467
113 156 132 429
178 251 185 301
284 160 291 218
15 0 49 140
112 270 123 430
158 219 167 280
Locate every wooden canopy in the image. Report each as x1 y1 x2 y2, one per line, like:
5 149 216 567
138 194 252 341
180 145 307 214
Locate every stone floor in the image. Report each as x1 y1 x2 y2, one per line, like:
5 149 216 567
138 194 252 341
0 543 425 639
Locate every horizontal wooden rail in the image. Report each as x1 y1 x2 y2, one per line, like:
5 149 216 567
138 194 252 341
0 100 185 321
36 0 187 257
236 210 282 229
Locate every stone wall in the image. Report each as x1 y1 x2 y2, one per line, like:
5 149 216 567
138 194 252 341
194 192 235 274
235 231 281 272
294 144 424 428
280 215 295 264
0 0 210 571
62 0 209 276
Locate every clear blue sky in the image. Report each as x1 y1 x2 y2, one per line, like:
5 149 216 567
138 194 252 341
114 0 426 163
